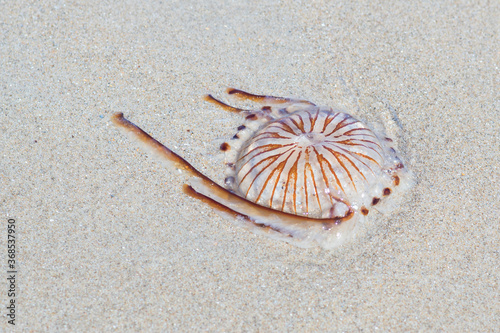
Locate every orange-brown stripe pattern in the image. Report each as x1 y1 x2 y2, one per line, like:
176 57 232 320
234 109 385 218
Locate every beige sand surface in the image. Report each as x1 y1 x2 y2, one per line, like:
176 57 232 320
1 0 498 331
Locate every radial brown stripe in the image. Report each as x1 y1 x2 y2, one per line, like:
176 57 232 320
287 117 305 134
290 151 302 213
309 109 320 132
243 148 296 191
294 114 306 133
335 149 368 181
239 145 296 185
252 131 292 141
341 127 377 137
317 153 345 194
346 151 379 173
280 151 300 212
268 157 290 208
321 113 341 133
303 156 310 213
323 144 379 175
306 160 323 212
240 154 282 190
324 140 383 160
335 138 383 150
237 143 294 164
255 158 288 204
325 140 382 159
325 119 359 137
313 147 344 196
323 147 357 191
268 122 298 136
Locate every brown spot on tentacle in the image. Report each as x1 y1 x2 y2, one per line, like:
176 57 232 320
237 125 246 131
361 207 369 215
246 114 258 120
393 175 400 186
383 188 391 196
220 142 230 151
232 134 240 139
224 176 235 187
385 137 393 142
372 197 380 205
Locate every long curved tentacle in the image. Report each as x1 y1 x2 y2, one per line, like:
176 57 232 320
111 112 354 226
204 94 251 113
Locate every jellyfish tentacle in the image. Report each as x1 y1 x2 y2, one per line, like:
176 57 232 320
226 88 316 106
204 94 251 114
111 113 204 178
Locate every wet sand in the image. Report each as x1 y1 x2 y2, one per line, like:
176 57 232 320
1 0 498 331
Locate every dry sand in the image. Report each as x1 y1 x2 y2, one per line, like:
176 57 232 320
1 0 498 331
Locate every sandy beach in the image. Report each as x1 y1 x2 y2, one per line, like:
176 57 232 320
1 0 498 331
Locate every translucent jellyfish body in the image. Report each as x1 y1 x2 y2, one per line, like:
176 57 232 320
112 89 414 249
